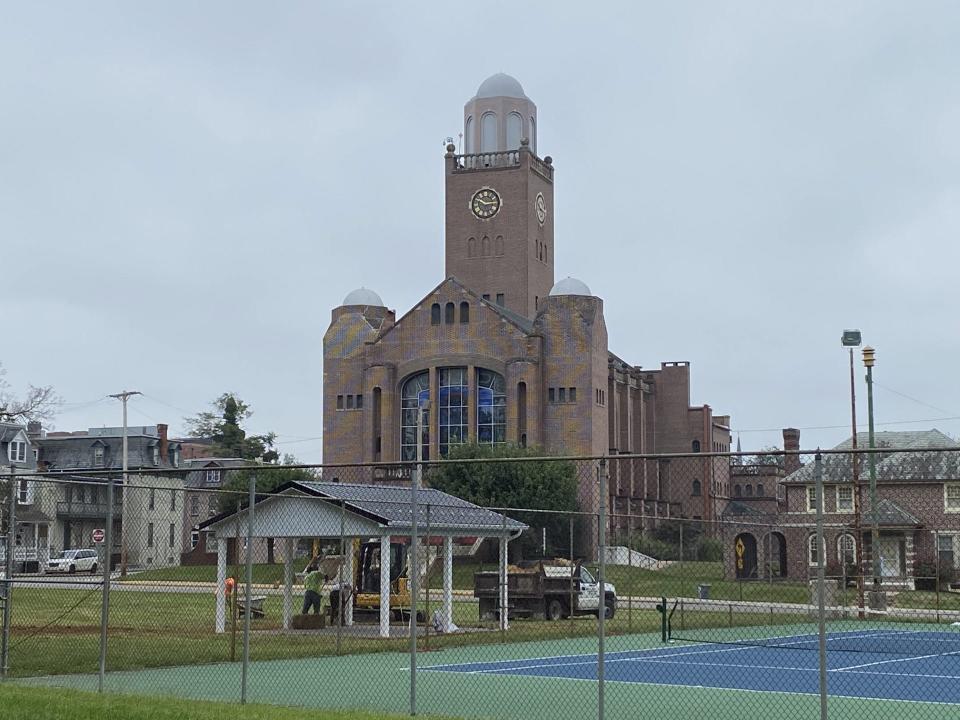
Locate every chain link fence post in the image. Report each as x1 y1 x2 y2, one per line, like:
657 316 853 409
97 475 114 692
597 458 607 720
240 476 255 704
1 465 15 678
814 451 828 720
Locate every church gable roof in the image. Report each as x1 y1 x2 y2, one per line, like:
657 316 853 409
372 277 533 345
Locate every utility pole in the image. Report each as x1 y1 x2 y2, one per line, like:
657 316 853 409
109 391 141 578
841 330 865 618
862 347 880 596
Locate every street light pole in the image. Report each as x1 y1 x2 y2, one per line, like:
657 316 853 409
109 390 141 578
862 347 880 592
841 330 865 618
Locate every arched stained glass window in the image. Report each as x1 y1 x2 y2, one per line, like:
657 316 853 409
400 372 430 461
477 369 506 445
438 368 468 456
481 112 497 152
506 112 522 150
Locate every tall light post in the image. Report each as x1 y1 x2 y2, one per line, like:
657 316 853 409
862 346 880 592
841 330 865 616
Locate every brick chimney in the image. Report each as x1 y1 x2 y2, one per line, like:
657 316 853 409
26 421 43 440
783 427 801 476
157 423 169 462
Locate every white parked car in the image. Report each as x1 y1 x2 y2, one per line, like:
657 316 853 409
47 549 99 574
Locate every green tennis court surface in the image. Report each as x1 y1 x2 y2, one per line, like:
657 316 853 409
17 629 959 719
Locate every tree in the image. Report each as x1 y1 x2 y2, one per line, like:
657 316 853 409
184 393 278 462
426 443 579 560
0 362 60 424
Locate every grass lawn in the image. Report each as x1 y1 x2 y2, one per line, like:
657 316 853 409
0 684 453 720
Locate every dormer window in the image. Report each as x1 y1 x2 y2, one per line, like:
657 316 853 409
8 440 26 463
172 449 181 468
152 446 160 466
93 446 105 467
205 469 221 486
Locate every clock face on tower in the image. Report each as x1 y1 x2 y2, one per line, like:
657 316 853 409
535 192 546 225
470 187 501 219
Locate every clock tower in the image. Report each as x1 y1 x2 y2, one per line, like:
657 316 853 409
444 74 555 319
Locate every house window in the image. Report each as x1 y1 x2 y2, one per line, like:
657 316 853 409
190 495 200 517
8 440 26 463
837 534 857 567
149 488 155 510
152 446 160 466
937 534 955 568
147 523 154 548
808 533 822 566
18 479 29 504
945 484 960 512
431 303 441 325
806 486 818 512
169 523 175 548
445 302 455 324
190 529 200 550
94 446 105 467
495 293 504 306
692 480 701 496
836 486 854 512
460 302 469 323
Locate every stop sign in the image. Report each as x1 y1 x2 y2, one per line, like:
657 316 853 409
92 528 105 544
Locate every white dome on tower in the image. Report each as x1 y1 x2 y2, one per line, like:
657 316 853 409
475 73 527 99
549 277 592 297
342 287 384 307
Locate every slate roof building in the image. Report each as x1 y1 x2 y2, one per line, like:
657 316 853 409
323 74 732 533
0 421 52 570
35 424 186 568
721 429 960 587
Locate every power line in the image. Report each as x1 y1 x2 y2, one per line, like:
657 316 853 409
872 381 958 416
734 415 960 434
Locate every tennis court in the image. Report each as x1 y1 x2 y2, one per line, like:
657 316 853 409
423 626 960 705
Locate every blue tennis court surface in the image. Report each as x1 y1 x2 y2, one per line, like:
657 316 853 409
423 629 960 705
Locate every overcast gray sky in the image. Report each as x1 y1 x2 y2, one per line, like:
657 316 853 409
2 1 958 462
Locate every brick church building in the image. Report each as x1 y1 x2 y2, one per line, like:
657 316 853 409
323 74 731 521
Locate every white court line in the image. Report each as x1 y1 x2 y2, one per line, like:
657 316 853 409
834 649 960 672
839 668 960 681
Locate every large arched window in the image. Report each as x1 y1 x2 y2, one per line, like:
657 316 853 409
464 116 473 154
481 112 497 153
837 534 856 567
477 369 506 445
808 533 825 566
400 372 430 461
430 303 440 325
506 112 522 150
459 301 469 323
438 368 468 456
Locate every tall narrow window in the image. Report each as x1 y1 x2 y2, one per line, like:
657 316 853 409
481 236 490 255
692 440 701 453
94 446 104 467
529 116 536 153
464 116 473 154
734 485 742 497
495 235 504 255
569 387 576 402
459 301 469 323
517 381 527 444
444 302 455 324
692 480 701 496
496 293 504 306
477 369 506 446
506 112 522 150
400 372 430 462
372 387 382 461
757 483 764 497
169 523 175 548
745 484 753 497
481 112 497 153
467 237 476 258
147 523 154 548
431 303 441 325
438 367 469 456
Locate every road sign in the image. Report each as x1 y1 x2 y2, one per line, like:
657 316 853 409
92 528 105 544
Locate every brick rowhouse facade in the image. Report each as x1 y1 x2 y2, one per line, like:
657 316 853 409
322 74 731 523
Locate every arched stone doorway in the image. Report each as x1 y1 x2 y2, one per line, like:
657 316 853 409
762 531 787 578
734 533 758 579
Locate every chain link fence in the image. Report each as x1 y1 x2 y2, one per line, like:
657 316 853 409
2 447 960 718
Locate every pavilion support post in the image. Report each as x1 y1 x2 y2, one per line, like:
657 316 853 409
215 538 227 633
443 536 453 628
499 530 509 633
344 539 354 626
380 534 391 638
283 538 294 630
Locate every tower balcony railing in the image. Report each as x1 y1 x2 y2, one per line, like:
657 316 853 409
454 150 520 171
